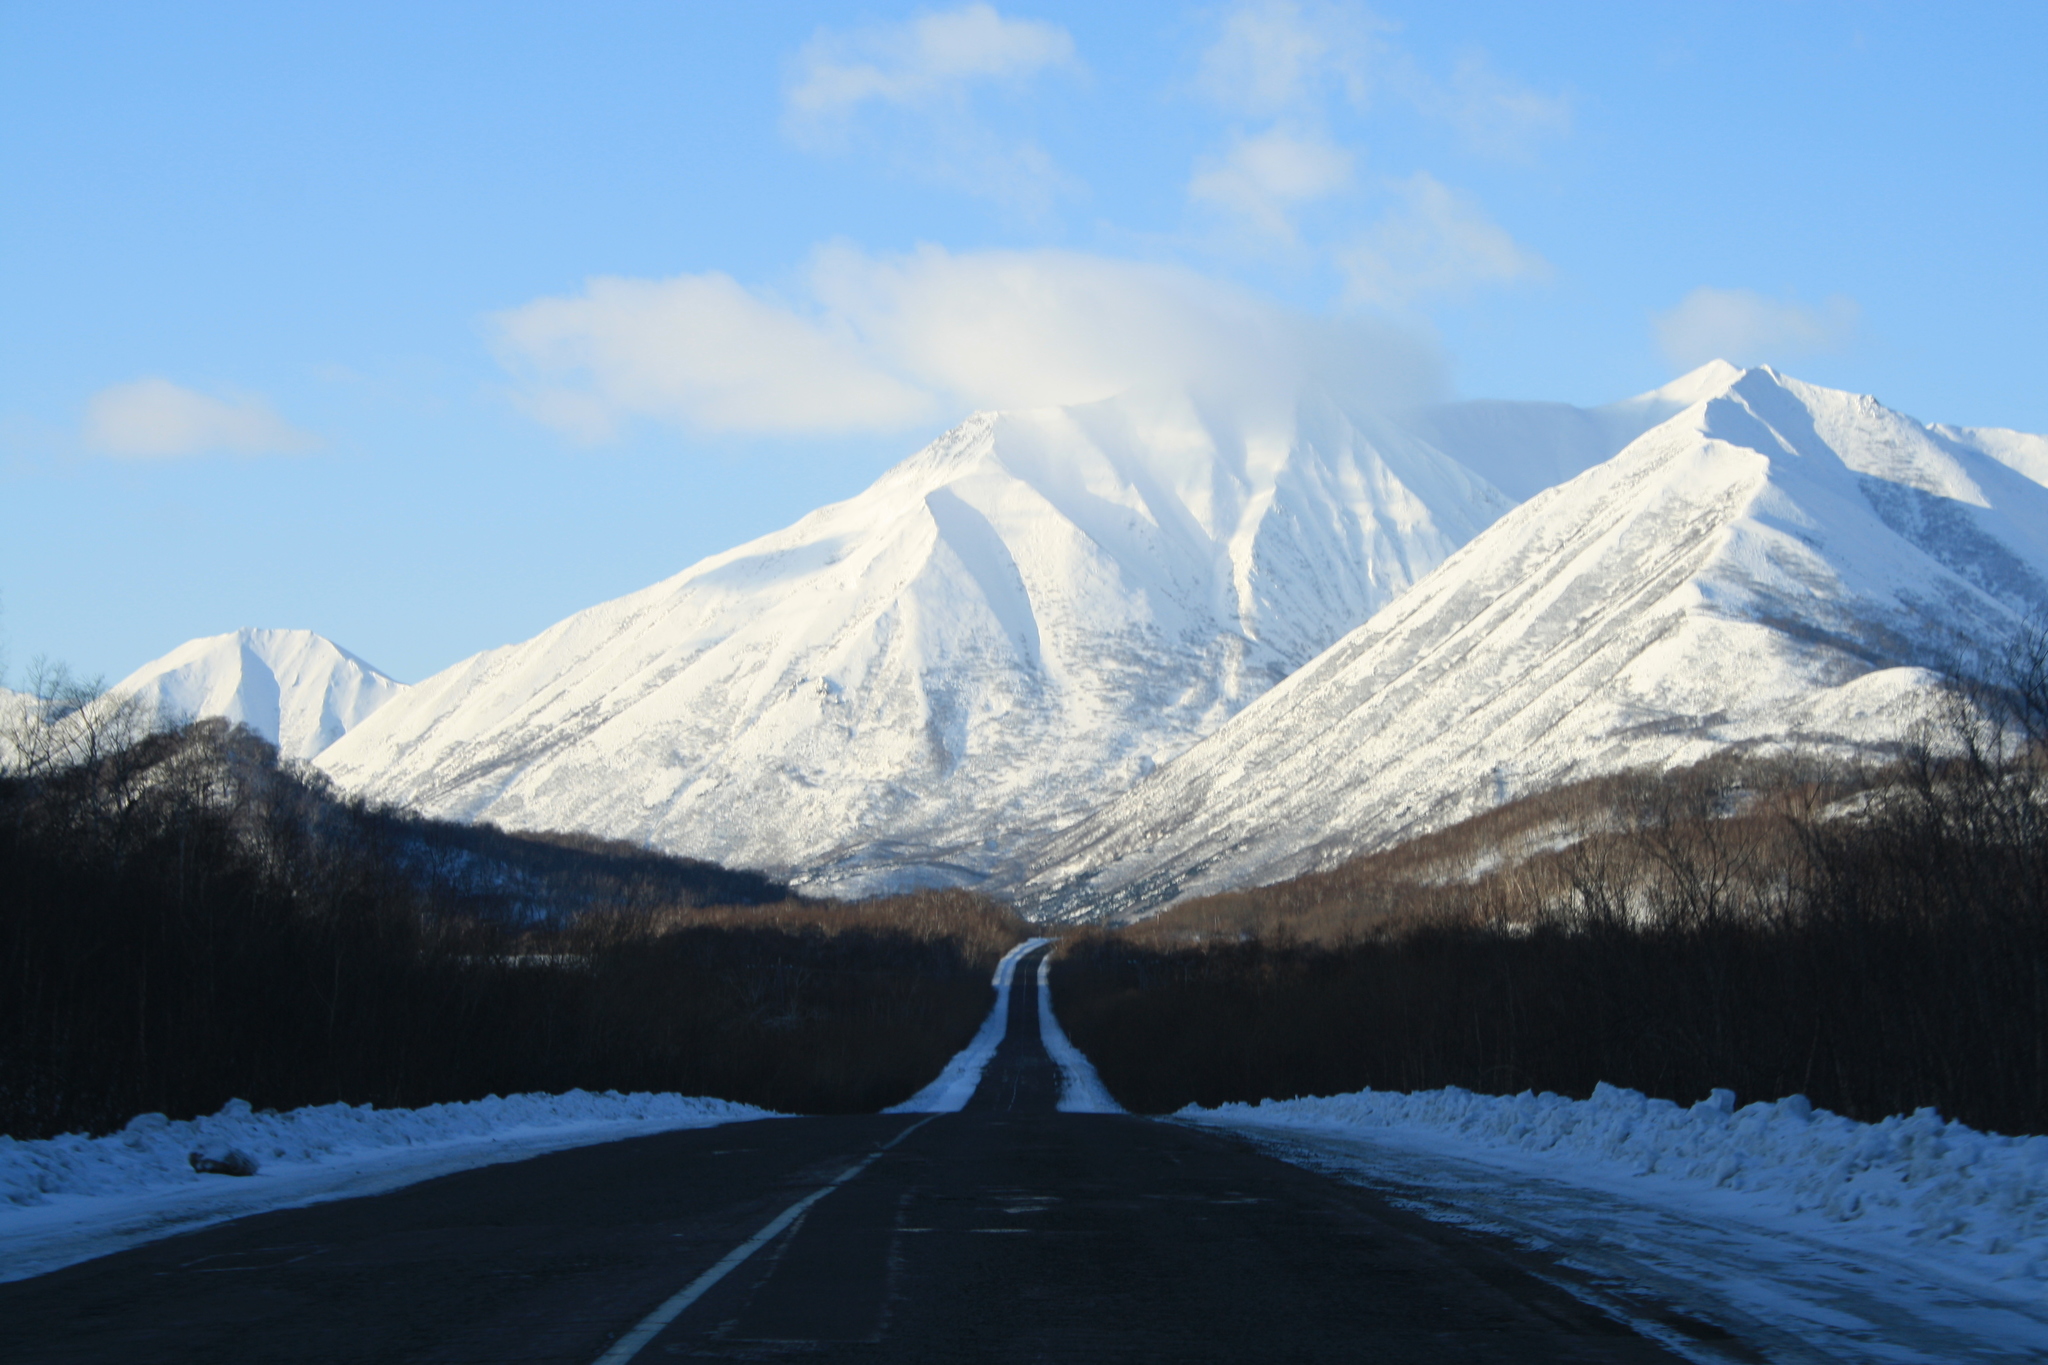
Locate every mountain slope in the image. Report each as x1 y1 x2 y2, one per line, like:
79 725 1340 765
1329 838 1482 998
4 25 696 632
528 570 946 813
112 628 407 760
1013 367 2048 919
317 388 1513 894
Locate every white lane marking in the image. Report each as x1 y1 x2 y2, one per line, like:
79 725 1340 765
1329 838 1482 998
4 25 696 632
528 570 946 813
589 1115 939 1365
885 938 1050 1113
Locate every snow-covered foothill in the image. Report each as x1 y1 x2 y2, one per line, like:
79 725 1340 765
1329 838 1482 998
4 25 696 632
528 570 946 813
1182 1084 2048 1359
111 627 407 760
886 938 1049 1113
1036 955 1121 1114
0 1089 775 1284
1019 366 2048 917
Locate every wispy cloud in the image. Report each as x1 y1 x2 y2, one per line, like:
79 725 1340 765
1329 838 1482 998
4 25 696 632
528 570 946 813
784 4 1081 213
1653 287 1861 371
83 378 317 457
1188 127 1355 244
492 246 1444 439
786 3 1076 119
1338 173 1550 307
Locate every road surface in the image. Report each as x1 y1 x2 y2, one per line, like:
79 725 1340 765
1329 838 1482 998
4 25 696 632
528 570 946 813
1 945 1695 1362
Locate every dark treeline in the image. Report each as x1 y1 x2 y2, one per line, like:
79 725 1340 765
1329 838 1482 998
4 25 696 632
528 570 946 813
358 810 789 926
1 705 1022 1139
1053 637 2048 1136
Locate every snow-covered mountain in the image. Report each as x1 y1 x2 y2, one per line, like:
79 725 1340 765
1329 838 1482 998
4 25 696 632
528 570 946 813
1013 367 2048 919
112 628 407 760
317 387 1515 894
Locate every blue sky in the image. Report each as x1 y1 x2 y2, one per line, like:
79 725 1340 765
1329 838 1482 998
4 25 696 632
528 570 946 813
3 1 2043 684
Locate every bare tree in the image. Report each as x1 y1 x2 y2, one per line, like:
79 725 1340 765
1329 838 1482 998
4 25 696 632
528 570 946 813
0 657 147 781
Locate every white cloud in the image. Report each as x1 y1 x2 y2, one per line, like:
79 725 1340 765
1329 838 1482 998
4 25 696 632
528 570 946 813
1338 173 1550 307
1653 287 1861 371
492 246 1445 440
1188 127 1355 242
1194 0 1388 117
83 378 317 457
784 4 1080 212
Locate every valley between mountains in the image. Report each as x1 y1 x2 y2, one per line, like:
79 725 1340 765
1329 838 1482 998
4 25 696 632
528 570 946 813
94 360 2048 920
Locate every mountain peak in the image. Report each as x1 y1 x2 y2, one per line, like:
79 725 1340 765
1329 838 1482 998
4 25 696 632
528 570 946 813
317 387 1514 896
1013 374 2048 918
1643 358 1746 407
113 628 406 760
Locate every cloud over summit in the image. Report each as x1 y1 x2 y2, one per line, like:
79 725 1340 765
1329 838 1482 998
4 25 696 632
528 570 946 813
493 246 1445 440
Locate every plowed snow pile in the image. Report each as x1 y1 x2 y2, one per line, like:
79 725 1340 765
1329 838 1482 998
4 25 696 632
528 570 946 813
1184 1084 2048 1291
0 1090 775 1282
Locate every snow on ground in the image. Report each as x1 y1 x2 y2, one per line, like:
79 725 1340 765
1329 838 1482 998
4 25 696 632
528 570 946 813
1037 955 1121 1114
0 1090 776 1284
886 938 1048 1113
1182 1085 2048 1362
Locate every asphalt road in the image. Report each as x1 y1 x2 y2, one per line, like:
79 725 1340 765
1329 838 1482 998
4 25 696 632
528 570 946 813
1 946 1693 1363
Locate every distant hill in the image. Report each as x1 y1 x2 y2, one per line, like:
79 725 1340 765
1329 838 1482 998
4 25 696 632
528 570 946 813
111 627 406 760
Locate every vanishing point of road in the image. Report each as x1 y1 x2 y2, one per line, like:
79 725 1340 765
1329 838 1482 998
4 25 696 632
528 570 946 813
2 945 1692 1362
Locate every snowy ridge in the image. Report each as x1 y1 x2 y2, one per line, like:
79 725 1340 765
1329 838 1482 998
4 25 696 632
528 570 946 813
112 628 407 760
1405 359 1741 501
1015 367 2048 916
318 388 1512 895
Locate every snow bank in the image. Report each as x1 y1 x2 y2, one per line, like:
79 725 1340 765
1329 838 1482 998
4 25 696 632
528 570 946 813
1182 1083 2048 1291
886 938 1048 1113
1 1089 775 1282
2 1090 768 1209
1037 955 1120 1113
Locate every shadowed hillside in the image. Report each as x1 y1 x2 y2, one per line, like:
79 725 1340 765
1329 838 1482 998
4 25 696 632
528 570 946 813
1 703 1023 1139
